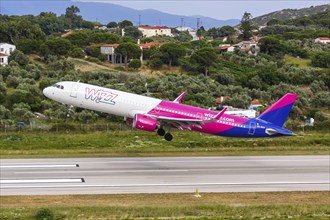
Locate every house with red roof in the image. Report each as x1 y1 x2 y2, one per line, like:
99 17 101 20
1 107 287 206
219 37 260 55
61 31 74 38
0 53 9 66
315 37 330 44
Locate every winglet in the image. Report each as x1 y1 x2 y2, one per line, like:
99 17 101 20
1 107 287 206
174 91 187 103
212 107 227 121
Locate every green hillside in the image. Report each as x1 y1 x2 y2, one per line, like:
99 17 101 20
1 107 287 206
252 4 329 25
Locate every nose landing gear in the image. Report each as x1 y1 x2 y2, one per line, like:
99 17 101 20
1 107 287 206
66 105 74 118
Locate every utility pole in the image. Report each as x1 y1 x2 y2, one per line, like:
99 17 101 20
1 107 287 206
197 17 200 31
180 17 184 31
197 17 201 40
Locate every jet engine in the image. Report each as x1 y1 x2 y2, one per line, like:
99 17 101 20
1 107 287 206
133 114 157 132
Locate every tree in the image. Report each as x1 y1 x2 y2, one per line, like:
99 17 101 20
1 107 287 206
65 5 83 29
160 43 186 69
149 58 163 69
8 50 29 67
295 17 313 28
45 38 72 56
12 102 34 122
118 20 133 28
17 39 42 54
190 47 217 76
143 46 162 60
311 52 330 68
70 47 84 58
128 59 142 69
0 105 11 120
175 31 193 42
223 93 252 109
266 19 284 26
259 36 286 55
196 26 206 39
257 66 287 86
37 12 65 35
124 26 142 39
66 31 90 47
107 21 118 28
115 43 141 66
239 12 254 40
0 17 46 44
81 20 94 29
90 32 120 44
207 27 220 39
219 26 235 37
77 110 98 123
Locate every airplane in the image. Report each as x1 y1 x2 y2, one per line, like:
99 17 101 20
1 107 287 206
43 81 298 141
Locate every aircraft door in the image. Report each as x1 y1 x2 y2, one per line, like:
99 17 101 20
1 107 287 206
248 122 256 135
70 83 79 98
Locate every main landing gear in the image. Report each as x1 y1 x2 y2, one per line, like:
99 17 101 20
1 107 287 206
157 127 173 141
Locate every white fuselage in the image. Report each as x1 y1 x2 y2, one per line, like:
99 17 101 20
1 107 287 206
43 81 161 118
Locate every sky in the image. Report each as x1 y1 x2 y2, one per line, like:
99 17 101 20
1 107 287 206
75 0 329 19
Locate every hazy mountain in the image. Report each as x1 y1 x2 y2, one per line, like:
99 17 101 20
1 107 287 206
252 4 329 26
1 0 239 29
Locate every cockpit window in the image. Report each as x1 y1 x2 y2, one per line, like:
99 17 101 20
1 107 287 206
52 84 64 89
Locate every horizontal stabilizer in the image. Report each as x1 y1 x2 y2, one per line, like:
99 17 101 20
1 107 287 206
265 128 295 136
212 107 227 121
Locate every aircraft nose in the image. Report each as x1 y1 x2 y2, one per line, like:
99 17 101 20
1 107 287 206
43 87 53 98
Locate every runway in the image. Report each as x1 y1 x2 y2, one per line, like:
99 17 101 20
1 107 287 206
1 156 329 195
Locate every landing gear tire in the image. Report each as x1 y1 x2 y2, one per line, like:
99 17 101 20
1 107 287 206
157 128 166 136
164 133 173 141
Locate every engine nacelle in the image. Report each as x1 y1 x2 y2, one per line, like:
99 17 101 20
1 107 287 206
133 114 157 132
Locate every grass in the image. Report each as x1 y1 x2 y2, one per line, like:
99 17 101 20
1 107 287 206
284 55 311 68
68 57 110 72
0 130 329 158
1 192 329 219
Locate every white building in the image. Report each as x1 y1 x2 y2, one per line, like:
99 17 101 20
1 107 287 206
0 43 16 55
315 37 330 44
0 53 9 66
223 106 256 118
176 26 198 41
138 26 172 38
0 43 16 65
100 44 121 64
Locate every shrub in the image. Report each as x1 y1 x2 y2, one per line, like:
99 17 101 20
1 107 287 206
149 58 163 69
35 208 54 220
70 47 85 58
311 52 330 68
128 59 142 69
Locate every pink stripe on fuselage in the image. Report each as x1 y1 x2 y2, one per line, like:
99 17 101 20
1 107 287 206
148 100 249 134
260 93 298 116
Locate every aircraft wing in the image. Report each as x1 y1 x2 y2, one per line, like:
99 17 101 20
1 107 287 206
150 108 226 130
